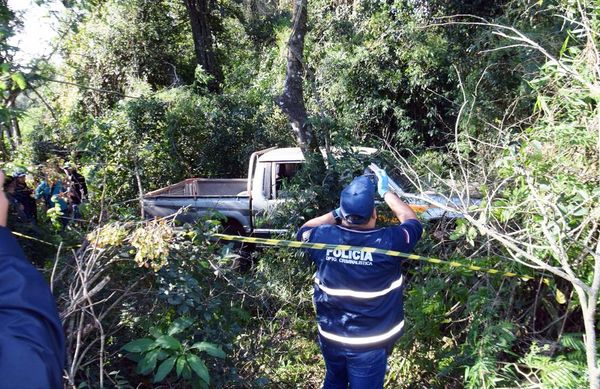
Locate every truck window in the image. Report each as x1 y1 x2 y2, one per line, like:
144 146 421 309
262 163 272 199
273 162 302 199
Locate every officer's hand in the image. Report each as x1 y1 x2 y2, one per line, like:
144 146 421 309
0 171 8 227
374 169 389 198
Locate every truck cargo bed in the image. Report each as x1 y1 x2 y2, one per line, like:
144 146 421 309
144 178 249 198
143 178 252 229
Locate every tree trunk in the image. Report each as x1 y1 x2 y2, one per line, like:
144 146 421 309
0 125 8 161
574 286 600 389
4 93 20 149
183 0 222 92
9 116 21 147
134 163 145 219
276 0 321 159
583 307 600 389
2 124 15 152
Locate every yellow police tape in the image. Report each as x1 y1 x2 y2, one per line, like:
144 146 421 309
10 229 548 284
11 231 80 250
12 231 62 247
212 233 549 284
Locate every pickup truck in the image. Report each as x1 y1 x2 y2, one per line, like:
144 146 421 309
142 147 476 236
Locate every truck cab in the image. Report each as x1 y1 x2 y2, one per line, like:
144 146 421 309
248 147 304 215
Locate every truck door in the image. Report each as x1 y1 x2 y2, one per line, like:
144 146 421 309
250 161 302 232
270 162 302 200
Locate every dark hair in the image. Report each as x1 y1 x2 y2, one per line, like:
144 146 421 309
3 175 14 191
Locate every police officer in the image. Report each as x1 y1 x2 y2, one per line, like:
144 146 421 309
13 171 37 222
297 169 422 388
0 170 65 389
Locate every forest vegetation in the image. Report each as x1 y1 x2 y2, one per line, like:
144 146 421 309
1 0 599 388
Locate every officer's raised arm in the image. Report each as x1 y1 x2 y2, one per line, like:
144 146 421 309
300 210 338 229
374 169 418 223
374 168 422 251
383 192 418 223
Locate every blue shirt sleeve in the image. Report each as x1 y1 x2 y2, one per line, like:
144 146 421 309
0 227 65 389
390 219 423 253
296 226 314 242
34 182 50 200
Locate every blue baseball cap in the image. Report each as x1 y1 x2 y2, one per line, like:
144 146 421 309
339 175 376 224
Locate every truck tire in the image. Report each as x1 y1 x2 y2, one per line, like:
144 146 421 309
222 220 255 272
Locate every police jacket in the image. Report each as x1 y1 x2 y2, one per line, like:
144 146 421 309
0 227 65 389
297 219 423 351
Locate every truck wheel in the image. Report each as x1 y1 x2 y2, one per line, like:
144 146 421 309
222 220 255 273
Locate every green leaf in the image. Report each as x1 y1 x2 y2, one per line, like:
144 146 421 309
122 338 155 353
187 354 210 384
155 335 182 350
181 363 192 380
153 356 176 383
560 333 586 352
149 327 163 339
168 316 194 336
176 356 186 378
192 380 209 389
559 35 570 58
10 72 26 90
157 349 170 361
555 288 567 305
137 349 159 375
190 342 226 358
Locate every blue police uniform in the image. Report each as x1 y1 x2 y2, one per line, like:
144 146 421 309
297 173 423 388
0 226 65 389
297 219 422 352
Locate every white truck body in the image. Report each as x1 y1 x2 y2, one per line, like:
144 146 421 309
142 147 477 235
143 147 314 234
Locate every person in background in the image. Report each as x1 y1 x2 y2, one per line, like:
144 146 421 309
34 172 53 210
13 171 37 223
0 170 66 388
3 174 28 224
50 172 70 229
296 169 423 389
33 169 69 229
62 163 88 222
